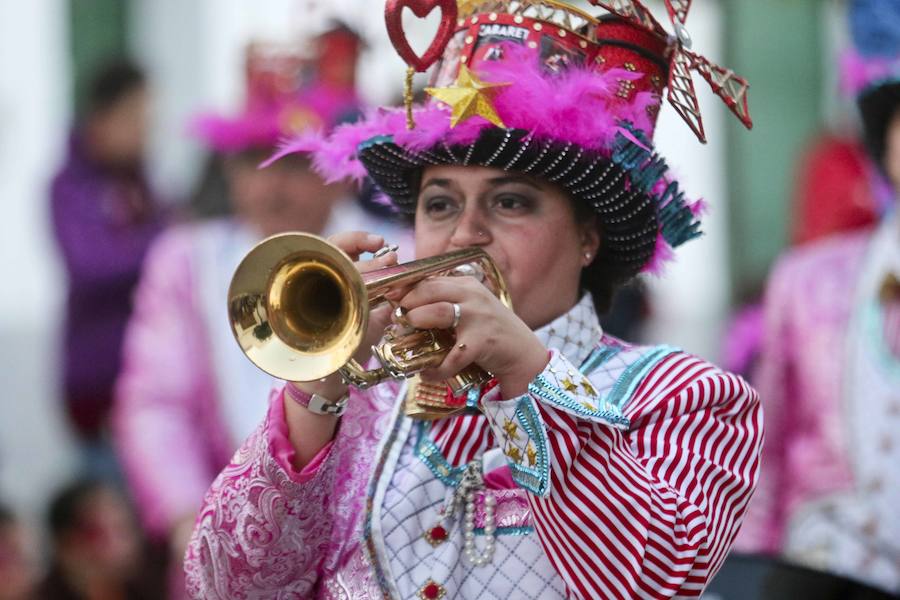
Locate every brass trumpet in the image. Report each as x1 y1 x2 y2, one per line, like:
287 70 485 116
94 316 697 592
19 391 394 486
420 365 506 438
227 233 511 396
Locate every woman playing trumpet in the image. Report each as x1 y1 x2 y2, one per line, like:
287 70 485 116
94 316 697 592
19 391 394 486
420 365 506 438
185 2 763 598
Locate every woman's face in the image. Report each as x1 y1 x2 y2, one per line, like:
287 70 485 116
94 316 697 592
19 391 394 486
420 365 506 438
226 152 345 238
414 165 599 330
87 86 149 167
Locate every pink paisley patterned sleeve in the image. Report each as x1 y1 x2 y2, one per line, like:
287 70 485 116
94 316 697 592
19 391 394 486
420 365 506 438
183 389 339 599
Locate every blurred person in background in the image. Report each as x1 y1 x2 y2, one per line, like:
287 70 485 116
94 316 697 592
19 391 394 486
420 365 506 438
734 0 900 595
789 134 880 246
722 46 884 382
112 31 409 599
49 60 167 478
35 480 158 600
0 503 39 600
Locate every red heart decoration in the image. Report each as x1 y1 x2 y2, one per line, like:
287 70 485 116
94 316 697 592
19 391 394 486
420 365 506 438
385 0 459 73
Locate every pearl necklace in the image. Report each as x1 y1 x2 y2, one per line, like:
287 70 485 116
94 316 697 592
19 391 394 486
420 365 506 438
447 461 497 567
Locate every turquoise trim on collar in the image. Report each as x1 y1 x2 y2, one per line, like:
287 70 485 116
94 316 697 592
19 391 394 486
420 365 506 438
579 345 623 375
506 397 552 497
474 525 534 536
529 374 631 429
606 345 680 410
414 422 468 487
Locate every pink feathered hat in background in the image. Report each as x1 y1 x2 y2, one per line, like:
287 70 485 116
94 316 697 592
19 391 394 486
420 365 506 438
190 27 364 153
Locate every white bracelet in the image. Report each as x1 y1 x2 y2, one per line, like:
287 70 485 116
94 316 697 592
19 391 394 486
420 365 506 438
286 383 349 417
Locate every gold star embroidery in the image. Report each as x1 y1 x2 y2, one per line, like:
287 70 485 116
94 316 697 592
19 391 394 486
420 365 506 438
561 377 579 393
526 443 538 466
581 380 597 397
506 445 523 464
503 418 521 441
425 65 510 128
581 401 597 412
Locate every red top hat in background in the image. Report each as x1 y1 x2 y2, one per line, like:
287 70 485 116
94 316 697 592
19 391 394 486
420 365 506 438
191 24 365 154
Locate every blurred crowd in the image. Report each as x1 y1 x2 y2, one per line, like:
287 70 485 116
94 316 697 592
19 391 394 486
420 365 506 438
2 1 900 599
1 22 416 600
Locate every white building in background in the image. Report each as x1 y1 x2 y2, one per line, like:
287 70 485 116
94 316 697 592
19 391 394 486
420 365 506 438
0 0 77 519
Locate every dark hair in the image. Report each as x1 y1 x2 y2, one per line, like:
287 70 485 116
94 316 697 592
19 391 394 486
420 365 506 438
858 82 900 174
569 200 635 315
87 61 146 116
46 479 107 539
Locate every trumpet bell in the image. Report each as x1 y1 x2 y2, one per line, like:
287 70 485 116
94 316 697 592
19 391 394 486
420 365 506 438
228 233 368 381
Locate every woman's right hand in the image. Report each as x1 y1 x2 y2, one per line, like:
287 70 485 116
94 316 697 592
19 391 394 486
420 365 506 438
329 230 399 362
288 231 398 400
283 231 399 469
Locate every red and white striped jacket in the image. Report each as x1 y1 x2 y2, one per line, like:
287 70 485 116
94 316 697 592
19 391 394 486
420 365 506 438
185 302 762 600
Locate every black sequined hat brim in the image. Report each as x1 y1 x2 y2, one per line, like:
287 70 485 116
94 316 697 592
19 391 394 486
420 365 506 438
358 127 661 275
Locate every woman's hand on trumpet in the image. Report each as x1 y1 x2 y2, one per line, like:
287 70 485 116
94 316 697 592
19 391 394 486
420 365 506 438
282 231 400 469
289 231 399 396
328 231 400 362
397 275 549 399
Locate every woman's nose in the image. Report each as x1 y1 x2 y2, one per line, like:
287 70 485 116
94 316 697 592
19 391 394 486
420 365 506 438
449 210 490 247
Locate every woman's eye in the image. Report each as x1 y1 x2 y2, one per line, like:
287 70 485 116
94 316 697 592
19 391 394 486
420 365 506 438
423 196 457 216
492 194 532 213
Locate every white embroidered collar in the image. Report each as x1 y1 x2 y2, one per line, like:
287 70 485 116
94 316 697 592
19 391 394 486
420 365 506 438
533 294 604 368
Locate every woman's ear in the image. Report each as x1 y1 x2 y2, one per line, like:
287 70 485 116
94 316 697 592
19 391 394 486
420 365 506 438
580 217 601 266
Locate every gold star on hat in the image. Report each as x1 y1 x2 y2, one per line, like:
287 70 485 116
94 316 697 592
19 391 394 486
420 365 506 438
425 65 510 128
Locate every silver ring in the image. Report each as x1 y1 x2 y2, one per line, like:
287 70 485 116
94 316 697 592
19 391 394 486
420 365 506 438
450 302 462 329
373 244 399 258
393 305 411 327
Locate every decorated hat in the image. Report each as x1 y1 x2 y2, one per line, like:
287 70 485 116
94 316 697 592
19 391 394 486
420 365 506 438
846 0 900 170
272 0 753 275
191 37 363 153
312 20 366 92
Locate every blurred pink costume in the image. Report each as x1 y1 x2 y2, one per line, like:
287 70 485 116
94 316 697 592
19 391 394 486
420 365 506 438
184 296 763 599
113 207 410 541
736 214 900 593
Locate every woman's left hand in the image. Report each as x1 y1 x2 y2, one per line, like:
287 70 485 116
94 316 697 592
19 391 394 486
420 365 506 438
398 275 549 398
